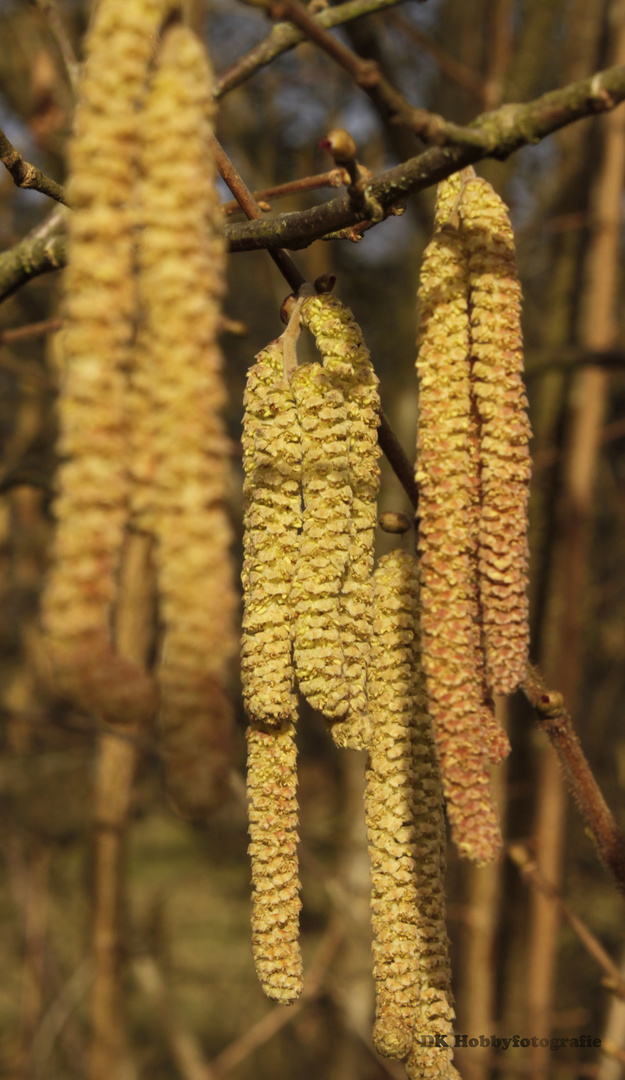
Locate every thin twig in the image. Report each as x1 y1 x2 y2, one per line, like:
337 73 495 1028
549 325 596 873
384 11 487 102
522 665 625 896
264 0 459 144
378 409 419 511
210 135 307 293
214 0 411 99
0 205 67 304
221 169 347 214
34 0 81 95
0 126 67 206
509 843 625 997
209 917 345 1076
0 318 62 345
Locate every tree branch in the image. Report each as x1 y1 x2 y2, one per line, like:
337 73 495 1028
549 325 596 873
4 65 625 301
209 134 307 292
522 665 625 897
508 843 625 997
225 63 625 252
0 207 67 302
0 126 68 206
220 168 348 214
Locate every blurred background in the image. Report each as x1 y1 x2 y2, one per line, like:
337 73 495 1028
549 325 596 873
1 0 625 1077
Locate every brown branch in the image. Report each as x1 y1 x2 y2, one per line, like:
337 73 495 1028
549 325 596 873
220 168 347 215
225 62 625 252
34 0 81 96
0 318 62 345
0 206 67 304
209 917 345 1076
0 126 67 206
378 409 419 511
214 0 411 99
264 0 461 144
210 135 307 293
522 665 625 896
6 65 625 299
509 843 625 997
384 11 487 103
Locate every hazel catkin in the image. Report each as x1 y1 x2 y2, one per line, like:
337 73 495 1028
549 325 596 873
132 23 236 816
241 337 302 724
366 549 455 1064
300 294 381 748
461 176 531 696
40 0 173 725
290 361 352 721
247 717 303 1004
415 177 502 864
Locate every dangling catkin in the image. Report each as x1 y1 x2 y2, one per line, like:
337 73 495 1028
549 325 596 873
461 176 531 696
365 549 451 1061
415 177 502 864
290 361 352 721
247 716 303 1004
409 564 459 1080
132 24 236 816
300 294 381 748
40 0 172 725
241 337 302 724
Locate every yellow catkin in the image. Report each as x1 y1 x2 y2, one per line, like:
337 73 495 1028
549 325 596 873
435 172 511 766
409 570 459 1080
40 0 172 725
132 24 236 817
365 551 434 1058
366 549 456 1067
416 177 502 864
247 718 303 1004
299 294 381 748
460 177 531 696
241 337 302 724
290 361 352 720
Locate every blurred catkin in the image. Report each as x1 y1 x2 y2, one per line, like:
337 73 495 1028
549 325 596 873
461 176 531 696
40 0 173 725
300 294 381 748
132 24 236 817
241 337 302 724
247 718 303 1004
415 176 502 864
365 549 452 1062
290 361 352 721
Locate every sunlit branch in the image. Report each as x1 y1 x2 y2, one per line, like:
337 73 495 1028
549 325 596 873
210 134 307 293
220 168 347 215
522 665 625 896
0 126 68 206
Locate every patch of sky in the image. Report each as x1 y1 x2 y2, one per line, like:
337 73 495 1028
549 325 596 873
323 94 382 147
505 137 559 233
206 3 270 74
266 77 332 147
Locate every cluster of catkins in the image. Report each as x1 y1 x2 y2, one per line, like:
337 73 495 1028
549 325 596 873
241 172 530 1076
242 293 457 1075
416 170 531 865
40 0 236 816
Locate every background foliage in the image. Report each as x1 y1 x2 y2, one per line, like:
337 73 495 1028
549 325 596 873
1 0 625 1078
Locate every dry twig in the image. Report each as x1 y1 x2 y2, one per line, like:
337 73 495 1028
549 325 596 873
509 843 625 998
